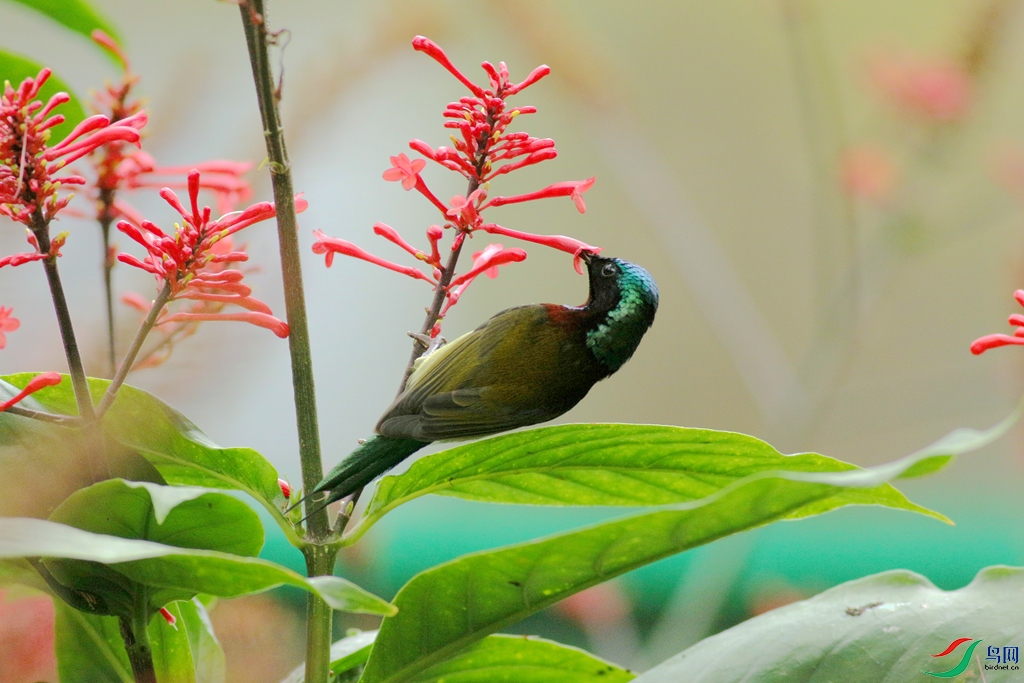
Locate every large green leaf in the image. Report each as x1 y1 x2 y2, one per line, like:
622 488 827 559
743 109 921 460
408 635 635 683
54 601 133 683
3 0 121 51
0 52 86 153
0 374 300 545
0 516 394 615
633 565 1024 682
353 409 1017 541
282 632 633 683
150 600 197 683
180 598 226 683
358 474 945 683
44 479 263 616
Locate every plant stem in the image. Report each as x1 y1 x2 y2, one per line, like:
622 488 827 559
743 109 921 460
302 544 336 678
239 4 332 682
119 614 156 683
3 405 79 425
30 212 95 421
96 281 172 419
99 187 118 377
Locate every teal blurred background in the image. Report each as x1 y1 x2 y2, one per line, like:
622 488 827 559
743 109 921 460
3 0 1024 680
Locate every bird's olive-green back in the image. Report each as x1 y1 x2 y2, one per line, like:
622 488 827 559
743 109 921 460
377 305 607 441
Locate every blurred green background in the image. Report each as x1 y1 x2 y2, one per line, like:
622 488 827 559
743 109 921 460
4 0 1024 680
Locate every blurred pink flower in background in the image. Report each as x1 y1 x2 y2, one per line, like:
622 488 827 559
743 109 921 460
866 51 973 123
0 591 56 683
841 145 898 202
0 307 19 348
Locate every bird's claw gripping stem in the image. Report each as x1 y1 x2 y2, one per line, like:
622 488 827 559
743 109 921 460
407 331 447 355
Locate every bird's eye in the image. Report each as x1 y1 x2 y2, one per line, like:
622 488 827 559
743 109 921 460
601 263 618 277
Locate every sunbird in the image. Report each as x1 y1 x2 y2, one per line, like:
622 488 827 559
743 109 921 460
294 252 658 520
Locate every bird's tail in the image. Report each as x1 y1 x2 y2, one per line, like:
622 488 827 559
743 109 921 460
289 436 428 522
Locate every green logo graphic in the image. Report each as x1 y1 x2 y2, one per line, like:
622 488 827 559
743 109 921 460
924 637 982 678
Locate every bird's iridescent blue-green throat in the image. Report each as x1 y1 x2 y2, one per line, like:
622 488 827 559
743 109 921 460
297 252 658 518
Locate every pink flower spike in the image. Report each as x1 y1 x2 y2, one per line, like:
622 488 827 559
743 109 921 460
311 230 435 283
0 372 62 411
448 247 526 287
278 479 292 499
412 36 486 97
383 153 427 191
91 29 129 70
0 307 20 348
159 607 177 629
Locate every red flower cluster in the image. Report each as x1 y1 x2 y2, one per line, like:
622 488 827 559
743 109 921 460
117 170 304 338
0 68 144 228
88 31 253 224
971 289 1024 355
312 36 599 336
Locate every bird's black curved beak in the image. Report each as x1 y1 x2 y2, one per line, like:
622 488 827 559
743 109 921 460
580 250 597 265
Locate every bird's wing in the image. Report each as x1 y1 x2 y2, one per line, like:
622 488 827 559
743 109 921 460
377 305 565 441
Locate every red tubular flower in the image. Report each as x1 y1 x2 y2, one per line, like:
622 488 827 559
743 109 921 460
0 372 61 411
488 177 596 214
158 607 176 629
312 230 434 283
0 306 20 349
0 69 143 227
971 290 1024 354
479 224 600 274
116 170 298 337
278 479 292 499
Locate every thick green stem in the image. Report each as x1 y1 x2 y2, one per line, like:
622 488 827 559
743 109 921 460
238 0 327 540
30 212 95 421
96 281 172 419
302 545 336 679
119 613 156 683
239 3 332 682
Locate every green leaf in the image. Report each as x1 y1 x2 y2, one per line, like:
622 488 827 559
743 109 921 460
359 473 942 683
1 374 300 546
150 601 197 683
53 601 133 683
0 516 395 615
633 565 1024 682
0 52 85 150
408 635 635 683
3 0 121 52
180 598 226 683
353 408 1019 540
44 479 264 616
281 630 377 683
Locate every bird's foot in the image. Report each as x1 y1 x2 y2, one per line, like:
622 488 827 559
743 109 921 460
408 331 447 355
